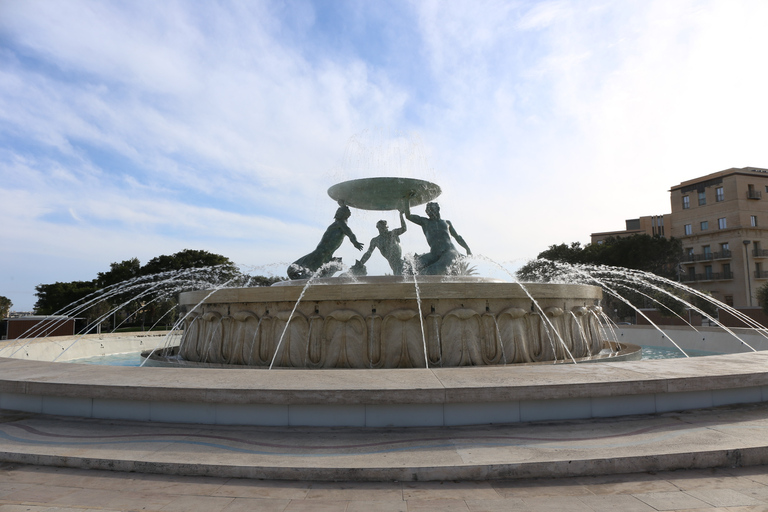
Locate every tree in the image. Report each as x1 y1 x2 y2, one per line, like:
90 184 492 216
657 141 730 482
34 281 99 316
517 235 685 321
0 295 12 319
97 258 141 288
33 249 281 332
141 249 237 276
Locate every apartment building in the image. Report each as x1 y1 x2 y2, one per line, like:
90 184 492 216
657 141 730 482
672 167 768 308
591 215 669 245
591 167 768 311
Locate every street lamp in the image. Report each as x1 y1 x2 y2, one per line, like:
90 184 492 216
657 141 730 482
744 240 753 307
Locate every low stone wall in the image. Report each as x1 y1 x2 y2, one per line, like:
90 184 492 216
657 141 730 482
2 349 768 427
0 331 176 362
616 325 768 354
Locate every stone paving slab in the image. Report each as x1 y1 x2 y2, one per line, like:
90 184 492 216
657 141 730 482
3 463 768 512
3 403 768 482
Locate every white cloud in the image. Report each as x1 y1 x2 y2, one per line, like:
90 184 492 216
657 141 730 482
2 0 768 311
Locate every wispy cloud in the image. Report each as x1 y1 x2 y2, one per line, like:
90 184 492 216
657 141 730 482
1 0 767 310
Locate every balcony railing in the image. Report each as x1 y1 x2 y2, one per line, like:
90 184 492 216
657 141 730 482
681 271 734 282
753 249 768 258
755 270 768 279
748 190 763 200
682 250 731 262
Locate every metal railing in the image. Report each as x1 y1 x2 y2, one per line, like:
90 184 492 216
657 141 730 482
752 249 768 257
681 250 731 262
681 271 733 282
747 190 763 200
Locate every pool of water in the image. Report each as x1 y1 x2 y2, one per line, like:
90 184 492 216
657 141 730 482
641 346 718 359
69 352 145 366
68 346 720 367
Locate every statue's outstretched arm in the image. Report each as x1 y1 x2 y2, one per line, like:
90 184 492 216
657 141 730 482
448 221 471 255
359 238 377 264
392 210 407 236
343 224 364 251
402 199 426 226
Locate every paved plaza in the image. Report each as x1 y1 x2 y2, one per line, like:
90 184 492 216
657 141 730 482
3 462 768 511
3 402 768 510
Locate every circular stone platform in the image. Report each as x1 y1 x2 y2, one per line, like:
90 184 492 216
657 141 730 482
3 335 768 480
2 344 768 428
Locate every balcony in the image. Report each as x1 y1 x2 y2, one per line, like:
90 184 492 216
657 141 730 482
713 250 732 260
755 270 768 279
681 271 733 282
747 190 763 200
752 249 768 258
682 250 731 262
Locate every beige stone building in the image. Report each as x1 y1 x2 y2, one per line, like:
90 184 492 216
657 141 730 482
591 215 669 245
672 167 768 308
592 166 768 310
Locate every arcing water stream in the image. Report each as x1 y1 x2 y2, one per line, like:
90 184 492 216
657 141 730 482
4 257 765 367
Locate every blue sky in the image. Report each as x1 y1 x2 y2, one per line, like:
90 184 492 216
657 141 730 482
2 0 768 311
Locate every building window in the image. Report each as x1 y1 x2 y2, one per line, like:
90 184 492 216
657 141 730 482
703 245 712 258
716 187 724 202
718 217 727 229
752 215 758 227
686 247 694 261
688 267 696 281
684 224 692 235
704 265 713 279
724 295 734 306
698 191 706 205
682 196 690 209
723 263 732 279
700 221 708 231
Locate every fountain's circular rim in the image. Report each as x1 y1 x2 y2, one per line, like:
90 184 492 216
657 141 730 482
271 275 507 287
327 177 441 211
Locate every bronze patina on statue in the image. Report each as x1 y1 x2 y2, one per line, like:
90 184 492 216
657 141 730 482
287 177 470 279
287 202 363 280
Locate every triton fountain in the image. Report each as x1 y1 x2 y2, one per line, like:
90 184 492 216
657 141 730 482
165 177 620 369
2 172 768 446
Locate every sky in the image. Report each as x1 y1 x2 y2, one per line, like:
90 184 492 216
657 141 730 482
2 0 768 312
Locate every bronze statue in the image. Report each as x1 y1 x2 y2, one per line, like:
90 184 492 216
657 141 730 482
287 203 364 280
403 201 471 275
355 211 407 275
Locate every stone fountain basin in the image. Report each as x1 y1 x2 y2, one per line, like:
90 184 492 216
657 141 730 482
177 279 606 368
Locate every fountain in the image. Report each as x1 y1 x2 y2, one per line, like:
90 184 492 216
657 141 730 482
2 173 768 440
164 177 627 369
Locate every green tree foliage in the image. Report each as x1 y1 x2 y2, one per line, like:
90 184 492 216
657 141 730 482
97 258 141 288
517 235 692 321
0 295 12 319
34 281 99 315
517 236 682 282
142 249 234 274
33 249 279 332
